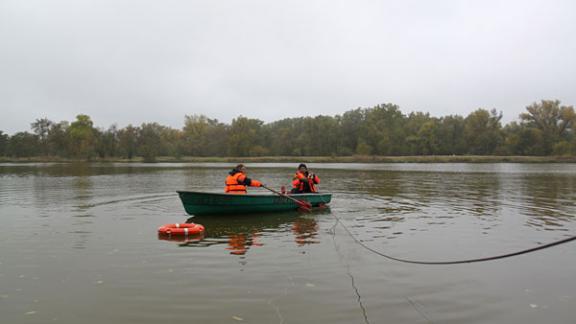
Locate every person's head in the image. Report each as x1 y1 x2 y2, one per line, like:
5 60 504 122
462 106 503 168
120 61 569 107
235 164 246 173
298 163 307 173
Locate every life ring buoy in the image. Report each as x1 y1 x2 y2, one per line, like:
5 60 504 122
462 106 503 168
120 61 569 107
158 223 205 235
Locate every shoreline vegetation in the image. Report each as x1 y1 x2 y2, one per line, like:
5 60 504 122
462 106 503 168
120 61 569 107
2 155 575 164
1 100 575 161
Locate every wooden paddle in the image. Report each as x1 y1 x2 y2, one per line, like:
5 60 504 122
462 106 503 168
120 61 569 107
261 185 312 212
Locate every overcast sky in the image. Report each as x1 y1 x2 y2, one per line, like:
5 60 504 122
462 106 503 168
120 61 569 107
1 0 575 134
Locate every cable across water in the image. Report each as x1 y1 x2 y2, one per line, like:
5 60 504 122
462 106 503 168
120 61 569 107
333 214 576 265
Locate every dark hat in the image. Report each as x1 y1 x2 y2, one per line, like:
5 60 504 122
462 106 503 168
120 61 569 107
229 163 245 175
298 163 307 169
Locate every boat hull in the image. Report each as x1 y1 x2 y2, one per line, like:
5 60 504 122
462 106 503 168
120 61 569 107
177 191 332 215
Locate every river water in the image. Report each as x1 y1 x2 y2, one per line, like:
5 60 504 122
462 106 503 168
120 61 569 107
1 162 575 323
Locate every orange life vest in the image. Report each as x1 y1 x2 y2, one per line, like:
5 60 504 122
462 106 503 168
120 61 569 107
225 171 262 194
225 172 248 194
292 171 319 193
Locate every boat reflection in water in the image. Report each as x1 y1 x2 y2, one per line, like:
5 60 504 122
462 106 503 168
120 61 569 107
158 209 330 255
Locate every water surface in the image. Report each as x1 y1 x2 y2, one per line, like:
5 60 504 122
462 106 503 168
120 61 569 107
1 162 576 323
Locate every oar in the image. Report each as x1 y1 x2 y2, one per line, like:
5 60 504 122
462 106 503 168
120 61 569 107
261 185 312 211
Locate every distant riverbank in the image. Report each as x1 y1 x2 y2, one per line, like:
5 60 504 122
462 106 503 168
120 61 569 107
2 155 576 163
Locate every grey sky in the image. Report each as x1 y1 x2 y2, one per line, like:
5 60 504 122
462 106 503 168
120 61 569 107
1 0 575 134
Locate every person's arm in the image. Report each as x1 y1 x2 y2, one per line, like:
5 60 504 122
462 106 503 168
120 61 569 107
293 173 305 187
249 179 262 187
309 173 320 184
239 174 262 187
313 175 320 184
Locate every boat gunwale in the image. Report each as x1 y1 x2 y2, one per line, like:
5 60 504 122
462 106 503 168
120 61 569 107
176 190 332 198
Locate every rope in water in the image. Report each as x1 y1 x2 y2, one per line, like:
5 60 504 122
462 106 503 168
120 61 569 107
333 214 576 265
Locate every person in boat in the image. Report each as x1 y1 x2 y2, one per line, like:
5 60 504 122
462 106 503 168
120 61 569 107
291 163 320 194
225 164 263 194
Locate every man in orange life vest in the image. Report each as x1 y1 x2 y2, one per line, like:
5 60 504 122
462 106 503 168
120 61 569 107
291 163 320 194
225 164 263 194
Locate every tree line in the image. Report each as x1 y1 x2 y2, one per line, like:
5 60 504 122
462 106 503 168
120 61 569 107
1 99 575 161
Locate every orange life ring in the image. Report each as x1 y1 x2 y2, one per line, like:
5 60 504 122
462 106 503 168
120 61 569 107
158 223 205 235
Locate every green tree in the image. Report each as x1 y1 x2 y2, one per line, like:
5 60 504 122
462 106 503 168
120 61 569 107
464 109 502 155
8 132 40 157
138 123 163 162
338 109 365 155
117 125 139 159
31 118 53 156
265 118 299 155
204 122 229 156
502 122 546 155
404 112 434 155
67 114 96 158
359 104 406 155
0 131 9 156
417 120 440 155
5 99 576 159
158 127 182 158
47 121 70 157
95 125 119 158
309 115 340 155
355 139 373 155
287 116 340 156
183 115 228 156
228 116 264 156
436 115 466 155
553 141 572 156
519 100 575 155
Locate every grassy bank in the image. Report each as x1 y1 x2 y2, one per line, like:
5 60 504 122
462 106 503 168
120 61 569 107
1 155 576 163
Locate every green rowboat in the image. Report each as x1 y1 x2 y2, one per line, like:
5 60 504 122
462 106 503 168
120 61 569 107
177 191 332 216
